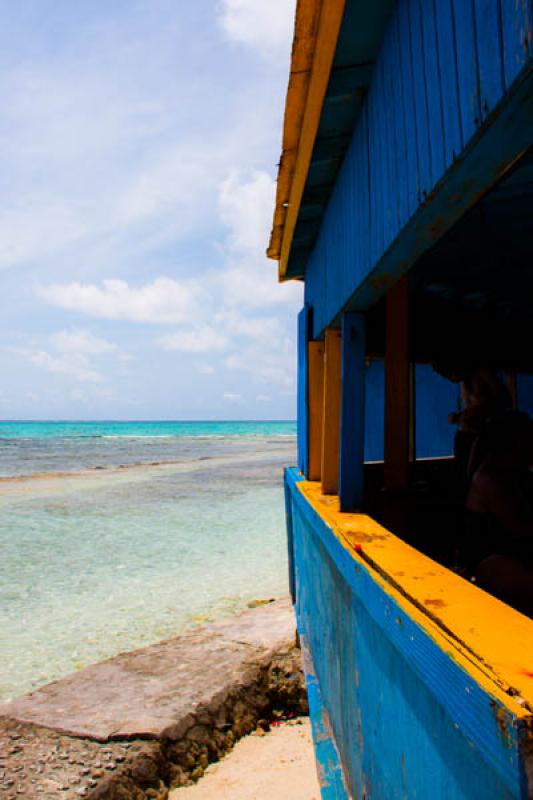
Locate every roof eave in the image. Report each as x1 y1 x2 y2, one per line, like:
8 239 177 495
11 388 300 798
267 0 346 282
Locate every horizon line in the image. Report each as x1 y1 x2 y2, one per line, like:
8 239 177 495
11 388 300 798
0 418 297 424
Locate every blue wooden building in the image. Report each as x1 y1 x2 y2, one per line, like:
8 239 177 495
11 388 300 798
268 0 533 797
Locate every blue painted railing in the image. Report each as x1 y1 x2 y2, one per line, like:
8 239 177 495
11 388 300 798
285 467 531 799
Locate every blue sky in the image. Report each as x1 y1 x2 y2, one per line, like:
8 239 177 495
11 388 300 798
0 0 301 420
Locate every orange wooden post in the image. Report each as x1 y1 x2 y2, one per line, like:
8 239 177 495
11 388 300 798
384 276 411 492
321 328 342 495
308 340 325 481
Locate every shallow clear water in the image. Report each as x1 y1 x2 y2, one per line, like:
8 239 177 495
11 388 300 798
0 420 295 476
0 422 296 702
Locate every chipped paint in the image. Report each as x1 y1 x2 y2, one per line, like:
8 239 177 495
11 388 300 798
492 702 516 749
287 467 533 797
295 476 533 717
424 598 447 609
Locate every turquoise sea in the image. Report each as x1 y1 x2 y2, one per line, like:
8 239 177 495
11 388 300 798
0 421 296 702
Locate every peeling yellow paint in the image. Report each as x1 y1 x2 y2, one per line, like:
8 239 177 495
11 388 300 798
297 480 533 718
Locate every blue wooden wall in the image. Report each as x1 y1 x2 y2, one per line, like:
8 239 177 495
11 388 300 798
304 0 533 338
364 362 457 461
285 467 530 799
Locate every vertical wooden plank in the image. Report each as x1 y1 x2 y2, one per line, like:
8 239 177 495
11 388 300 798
421 0 446 181
297 305 311 476
367 74 383 268
380 21 398 250
308 340 325 481
389 13 408 229
360 107 372 282
501 0 533 88
321 328 342 495
398 0 420 216
340 313 366 512
434 0 463 166
342 140 357 298
384 277 411 492
474 0 505 118
452 0 482 145
408 0 433 198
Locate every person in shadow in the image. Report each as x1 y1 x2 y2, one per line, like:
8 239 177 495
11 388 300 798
442 366 513 492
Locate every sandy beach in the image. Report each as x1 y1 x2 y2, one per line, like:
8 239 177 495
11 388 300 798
171 718 320 800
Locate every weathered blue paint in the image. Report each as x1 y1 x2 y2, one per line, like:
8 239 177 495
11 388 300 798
302 0 533 336
453 0 482 143
283 471 296 605
297 305 311 476
434 0 463 167
285 467 531 799
339 313 366 511
299 633 349 799
501 0 533 87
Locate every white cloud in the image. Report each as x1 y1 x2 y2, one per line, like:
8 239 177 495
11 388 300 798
216 310 283 339
38 278 202 324
215 170 302 311
196 364 215 375
158 327 229 353
35 167 302 403
51 329 117 355
28 350 103 383
0 4 289 277
218 0 296 58
0 201 88 270
218 171 275 254
222 392 242 402
256 394 271 402
224 334 296 390
5 327 126 388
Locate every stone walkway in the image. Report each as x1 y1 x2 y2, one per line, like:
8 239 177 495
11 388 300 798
0 598 307 799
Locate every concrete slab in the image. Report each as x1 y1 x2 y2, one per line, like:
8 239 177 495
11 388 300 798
0 598 296 742
0 598 308 799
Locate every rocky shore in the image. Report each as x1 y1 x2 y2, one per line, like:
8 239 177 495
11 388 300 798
0 598 307 799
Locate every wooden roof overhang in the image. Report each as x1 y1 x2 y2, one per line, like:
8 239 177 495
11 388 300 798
267 0 395 281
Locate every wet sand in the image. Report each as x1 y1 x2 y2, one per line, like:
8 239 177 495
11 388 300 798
0 444 294 499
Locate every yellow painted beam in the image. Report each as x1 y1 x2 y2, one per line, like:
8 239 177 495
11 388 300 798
267 0 346 280
321 329 342 495
308 340 325 481
297 479 533 717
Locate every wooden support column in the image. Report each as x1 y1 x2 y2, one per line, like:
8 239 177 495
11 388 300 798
308 340 325 480
321 328 342 495
339 312 366 512
385 277 411 492
297 305 311 476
